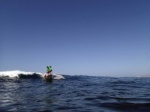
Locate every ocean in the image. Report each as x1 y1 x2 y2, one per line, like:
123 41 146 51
0 71 150 112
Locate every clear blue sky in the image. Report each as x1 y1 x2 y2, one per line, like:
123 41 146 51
0 0 150 76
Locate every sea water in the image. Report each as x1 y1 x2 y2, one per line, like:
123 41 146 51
0 71 150 112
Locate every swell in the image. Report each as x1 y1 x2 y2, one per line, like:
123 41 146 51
100 102 150 112
84 95 150 112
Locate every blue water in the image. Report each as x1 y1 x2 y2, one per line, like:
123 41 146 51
0 75 150 112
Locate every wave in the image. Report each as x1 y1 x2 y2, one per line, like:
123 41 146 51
100 102 150 112
0 70 65 79
0 70 42 78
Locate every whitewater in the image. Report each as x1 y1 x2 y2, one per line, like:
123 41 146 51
0 70 65 79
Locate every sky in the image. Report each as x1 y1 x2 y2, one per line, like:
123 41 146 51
0 0 150 76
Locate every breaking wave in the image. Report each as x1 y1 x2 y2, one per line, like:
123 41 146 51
0 70 65 79
0 70 42 78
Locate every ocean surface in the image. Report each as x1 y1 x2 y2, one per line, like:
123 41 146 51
0 71 150 112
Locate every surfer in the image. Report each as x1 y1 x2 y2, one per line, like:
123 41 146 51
44 66 53 82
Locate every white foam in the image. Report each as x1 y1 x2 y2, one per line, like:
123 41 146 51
0 70 65 79
53 74 65 79
0 70 42 78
